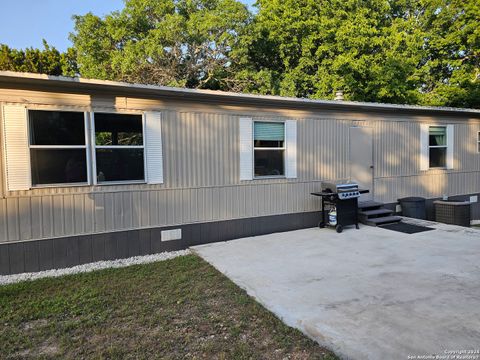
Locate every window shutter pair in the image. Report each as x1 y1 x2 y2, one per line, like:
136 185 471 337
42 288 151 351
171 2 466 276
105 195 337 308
1 105 164 191
239 118 297 180
420 123 454 171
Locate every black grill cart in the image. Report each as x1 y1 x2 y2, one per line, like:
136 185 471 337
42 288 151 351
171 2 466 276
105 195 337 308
311 189 369 233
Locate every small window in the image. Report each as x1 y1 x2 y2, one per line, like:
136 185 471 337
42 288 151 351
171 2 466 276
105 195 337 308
428 126 447 168
29 110 88 185
94 113 144 183
254 121 285 177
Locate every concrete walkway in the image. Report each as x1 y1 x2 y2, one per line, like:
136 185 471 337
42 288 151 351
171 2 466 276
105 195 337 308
193 221 480 360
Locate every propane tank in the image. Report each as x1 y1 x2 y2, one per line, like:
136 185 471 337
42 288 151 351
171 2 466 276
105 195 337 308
328 207 337 226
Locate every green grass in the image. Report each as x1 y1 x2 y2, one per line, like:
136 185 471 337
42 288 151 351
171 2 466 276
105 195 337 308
0 254 337 359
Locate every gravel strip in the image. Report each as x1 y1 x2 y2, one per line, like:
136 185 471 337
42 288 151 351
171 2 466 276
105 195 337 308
0 249 191 286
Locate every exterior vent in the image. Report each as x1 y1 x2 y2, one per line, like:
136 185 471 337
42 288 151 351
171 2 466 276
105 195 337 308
335 90 344 101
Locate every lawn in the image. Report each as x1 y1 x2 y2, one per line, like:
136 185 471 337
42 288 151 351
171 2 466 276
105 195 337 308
0 254 337 359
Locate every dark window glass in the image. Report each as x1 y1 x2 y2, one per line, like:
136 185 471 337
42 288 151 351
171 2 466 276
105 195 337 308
254 150 284 177
95 113 143 145
29 110 85 145
31 149 87 185
96 149 144 182
254 140 284 148
429 147 447 168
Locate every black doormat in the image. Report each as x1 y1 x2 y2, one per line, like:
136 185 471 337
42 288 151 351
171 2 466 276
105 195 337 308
379 222 434 234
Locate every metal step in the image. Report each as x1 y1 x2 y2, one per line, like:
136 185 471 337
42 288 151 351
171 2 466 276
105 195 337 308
358 201 384 210
364 216 402 226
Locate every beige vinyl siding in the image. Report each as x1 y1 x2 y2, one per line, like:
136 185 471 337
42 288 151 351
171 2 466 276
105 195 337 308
1 88 480 244
372 120 480 203
0 183 322 243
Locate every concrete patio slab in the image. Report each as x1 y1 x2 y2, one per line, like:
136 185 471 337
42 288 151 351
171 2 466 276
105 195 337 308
193 221 480 360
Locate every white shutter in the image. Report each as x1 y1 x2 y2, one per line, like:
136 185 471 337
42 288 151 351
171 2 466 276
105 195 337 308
144 111 164 184
239 117 253 180
420 123 429 171
2 105 31 191
285 120 297 178
446 124 454 169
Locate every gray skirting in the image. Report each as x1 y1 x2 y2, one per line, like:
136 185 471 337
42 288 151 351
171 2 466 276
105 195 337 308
0 211 321 275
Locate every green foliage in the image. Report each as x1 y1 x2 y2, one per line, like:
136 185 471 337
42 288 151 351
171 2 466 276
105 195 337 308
415 0 480 108
0 40 77 76
235 0 423 103
1 0 478 108
70 0 251 89
236 0 479 107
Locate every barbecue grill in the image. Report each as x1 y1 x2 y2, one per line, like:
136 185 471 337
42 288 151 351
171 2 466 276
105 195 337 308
311 181 369 233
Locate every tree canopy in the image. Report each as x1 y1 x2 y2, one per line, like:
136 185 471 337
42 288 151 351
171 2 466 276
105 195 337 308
0 40 77 76
70 0 251 90
0 0 478 108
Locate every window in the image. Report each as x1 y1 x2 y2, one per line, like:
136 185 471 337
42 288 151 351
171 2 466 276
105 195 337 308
428 126 447 168
254 121 285 177
29 110 88 186
93 113 145 183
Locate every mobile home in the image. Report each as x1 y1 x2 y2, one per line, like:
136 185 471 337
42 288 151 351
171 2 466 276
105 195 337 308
1 71 479 275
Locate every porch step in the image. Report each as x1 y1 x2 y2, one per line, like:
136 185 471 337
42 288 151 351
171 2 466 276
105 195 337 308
358 200 402 227
358 208 393 222
358 201 384 210
358 208 393 217
364 215 402 226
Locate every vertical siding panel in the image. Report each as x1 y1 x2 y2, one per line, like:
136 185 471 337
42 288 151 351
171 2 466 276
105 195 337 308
64 195 74 236
165 190 174 225
73 194 85 234
131 191 142 228
104 193 114 231
123 192 132 229
18 197 32 240
0 199 7 242
94 193 105 232
6 197 19 241
84 195 94 233
41 196 54 239
141 191 150 227
158 190 167 226
149 191 159 226
53 196 64 237
113 192 123 230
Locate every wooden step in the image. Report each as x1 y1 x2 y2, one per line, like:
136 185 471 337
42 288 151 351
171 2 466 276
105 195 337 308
358 201 384 210
364 216 402 226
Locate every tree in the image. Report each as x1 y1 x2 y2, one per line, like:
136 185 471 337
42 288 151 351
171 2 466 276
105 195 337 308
70 0 251 90
0 40 77 76
234 0 425 104
416 0 480 108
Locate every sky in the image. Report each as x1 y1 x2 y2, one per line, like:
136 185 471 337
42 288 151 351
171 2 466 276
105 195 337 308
0 0 255 52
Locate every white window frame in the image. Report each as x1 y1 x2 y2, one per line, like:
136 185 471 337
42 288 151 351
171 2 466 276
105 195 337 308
91 111 147 185
428 125 448 169
27 108 91 188
253 120 286 179
477 131 480 153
